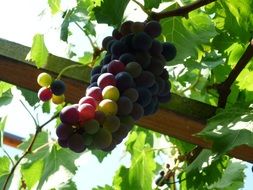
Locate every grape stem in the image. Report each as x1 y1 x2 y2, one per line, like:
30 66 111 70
150 0 217 20
215 39 253 108
56 64 87 80
2 112 60 190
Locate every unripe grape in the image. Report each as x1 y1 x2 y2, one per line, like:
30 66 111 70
102 85 120 101
98 99 118 116
37 72 52 87
52 94 65 104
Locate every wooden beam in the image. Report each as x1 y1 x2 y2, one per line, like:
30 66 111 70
1 38 253 163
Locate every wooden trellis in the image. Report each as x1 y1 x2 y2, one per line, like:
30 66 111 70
0 38 253 163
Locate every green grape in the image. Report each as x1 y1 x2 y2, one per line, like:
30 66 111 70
98 99 118 116
93 128 112 149
103 115 120 132
37 72 52 87
81 119 100 134
102 85 120 101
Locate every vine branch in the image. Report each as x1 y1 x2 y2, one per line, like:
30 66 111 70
3 113 59 190
150 0 217 21
216 40 253 108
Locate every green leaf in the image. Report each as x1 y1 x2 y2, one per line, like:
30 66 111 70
161 11 217 65
198 105 253 157
21 159 44 190
91 149 110 163
207 160 246 190
92 184 114 190
168 137 195 155
19 87 39 107
58 180 78 190
0 82 12 97
26 34 49 68
144 0 161 9
37 145 81 189
93 0 130 26
0 90 13 106
48 0 61 15
78 52 93 65
113 166 131 189
0 156 10 177
0 117 7 147
42 101 51 113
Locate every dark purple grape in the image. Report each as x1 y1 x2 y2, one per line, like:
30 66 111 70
111 41 126 57
132 32 152 51
90 73 100 83
68 133 86 153
117 96 133 116
131 103 144 120
120 21 134 36
149 40 163 56
115 72 134 92
131 22 145 33
119 53 135 65
94 110 106 124
60 104 79 125
158 91 171 103
101 64 108 73
135 71 155 88
58 138 69 148
51 80 66 95
122 88 139 102
160 69 169 80
120 34 135 52
102 36 114 50
137 88 152 107
162 42 177 61
91 65 102 75
156 77 166 94
106 39 117 53
87 82 97 89
102 54 112 65
144 20 162 38
149 82 159 95
135 52 151 69
147 57 165 76
97 73 116 89
144 97 158 116
112 29 123 40
159 81 171 96
56 123 74 140
107 60 125 75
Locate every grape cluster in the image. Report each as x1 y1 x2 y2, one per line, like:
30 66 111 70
37 72 66 104
56 20 176 153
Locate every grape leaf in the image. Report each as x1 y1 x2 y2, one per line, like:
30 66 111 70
168 137 195 154
48 0 61 15
92 184 114 190
198 105 253 157
0 117 7 147
0 82 12 97
0 156 10 177
58 180 78 190
26 34 49 68
93 0 130 27
113 166 131 189
161 11 217 65
42 101 51 113
91 149 110 163
21 159 44 190
37 145 81 189
0 90 13 106
19 87 39 107
144 0 161 9
207 160 246 190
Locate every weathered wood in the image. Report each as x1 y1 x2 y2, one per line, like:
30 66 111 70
1 38 253 163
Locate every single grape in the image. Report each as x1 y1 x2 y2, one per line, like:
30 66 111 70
56 123 74 140
144 100 157 116
147 57 165 76
101 54 112 65
117 96 133 116
94 110 106 124
135 71 155 88
115 71 134 92
122 88 139 102
131 103 144 120
158 91 171 103
101 64 109 74
90 73 100 83
144 20 162 38
52 94 65 104
135 52 151 69
162 42 177 61
38 87 53 101
137 88 152 107
110 41 126 57
132 32 152 51
131 21 145 33
82 134 93 146
149 82 159 95
119 53 135 65
51 80 66 96
86 86 103 102
120 20 134 36
98 99 118 116
58 138 69 148
102 36 114 50
102 139 117 152
103 115 120 132
159 81 171 96
79 96 97 109
93 128 112 149
125 62 142 78
102 85 120 101
81 119 100 134
97 73 116 89
160 69 169 80
87 82 98 89
107 60 125 75
91 65 102 76
37 72 52 87
60 104 79 125
68 133 86 153
78 103 96 122
112 29 123 40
